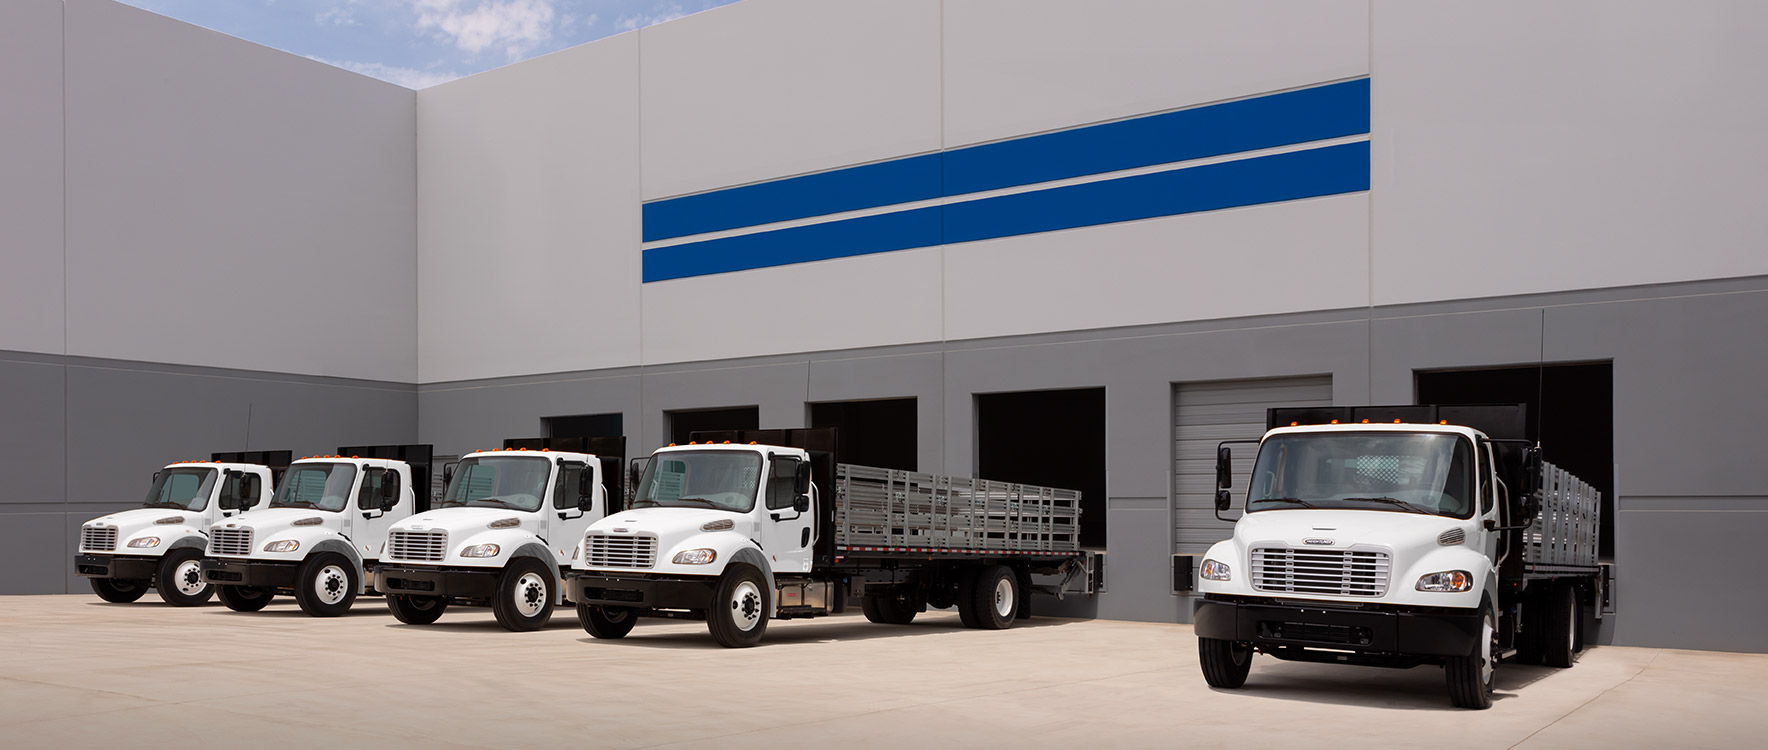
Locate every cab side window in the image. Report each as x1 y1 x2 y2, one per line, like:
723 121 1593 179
228 472 261 508
554 463 587 510
766 458 800 510
1481 445 1498 515
357 468 398 509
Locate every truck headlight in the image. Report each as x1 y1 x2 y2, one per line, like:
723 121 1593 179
127 537 160 548
263 539 300 553
1200 558 1231 581
460 543 500 558
1416 570 1472 592
672 548 717 565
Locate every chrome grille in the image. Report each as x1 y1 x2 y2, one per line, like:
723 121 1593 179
209 527 254 556
81 526 118 552
1250 546 1391 597
584 533 657 569
388 529 448 562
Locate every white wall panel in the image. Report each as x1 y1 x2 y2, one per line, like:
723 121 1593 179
417 35 642 383
641 248 944 365
1372 0 1768 304
63 0 416 382
942 0 1368 148
0 0 66 355
640 0 942 200
943 194 1369 341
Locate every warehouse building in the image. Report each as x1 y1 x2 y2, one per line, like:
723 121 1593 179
2 0 1764 652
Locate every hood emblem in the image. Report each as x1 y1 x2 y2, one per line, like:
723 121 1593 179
612 528 629 533
1303 538 1336 546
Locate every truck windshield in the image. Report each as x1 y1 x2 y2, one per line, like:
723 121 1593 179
1246 433 1476 518
630 451 762 513
142 468 217 511
269 463 358 512
440 456 552 512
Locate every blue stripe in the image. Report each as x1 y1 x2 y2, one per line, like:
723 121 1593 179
641 78 1369 242
642 141 1368 283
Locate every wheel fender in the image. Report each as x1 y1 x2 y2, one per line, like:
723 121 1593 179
725 547 775 615
503 541 561 601
307 539 366 594
164 535 208 553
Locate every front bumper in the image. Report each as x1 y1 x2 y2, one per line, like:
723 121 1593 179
74 554 156 580
1193 596 1481 657
201 558 299 589
376 565 499 600
568 571 716 611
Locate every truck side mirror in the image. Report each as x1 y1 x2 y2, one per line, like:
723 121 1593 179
442 461 457 486
579 470 597 510
794 461 811 495
1215 489 1232 513
381 474 399 503
793 494 810 513
1215 446 1232 490
629 457 648 491
1520 446 1543 497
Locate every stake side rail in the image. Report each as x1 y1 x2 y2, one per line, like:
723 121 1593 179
832 464 1081 554
1520 460 1601 571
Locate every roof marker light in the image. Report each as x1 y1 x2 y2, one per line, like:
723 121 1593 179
1440 420 1448 425
1290 422 1298 426
1361 419 1370 423
1330 419 1339 424
722 440 730 444
1394 419 1402 424
668 443 676 447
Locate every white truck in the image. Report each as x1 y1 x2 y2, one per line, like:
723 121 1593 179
568 428 1095 648
75 451 288 606
374 437 626 631
200 444 433 616
1193 404 1608 709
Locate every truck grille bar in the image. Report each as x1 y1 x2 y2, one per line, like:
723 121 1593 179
388 529 448 562
1250 546 1391 597
81 526 118 552
209 527 254 556
584 533 657 569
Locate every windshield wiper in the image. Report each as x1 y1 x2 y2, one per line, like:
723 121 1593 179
469 497 519 509
669 497 721 509
273 500 320 509
144 501 190 509
1255 497 1318 509
1343 496 1433 514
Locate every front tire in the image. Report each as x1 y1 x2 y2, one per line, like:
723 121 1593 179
90 577 148 603
387 594 447 624
860 591 918 624
1446 605 1498 710
967 565 1018 630
492 558 555 632
294 553 358 617
1542 583 1582 668
217 585 274 612
577 601 636 639
155 548 213 606
1198 638 1253 688
707 565 768 648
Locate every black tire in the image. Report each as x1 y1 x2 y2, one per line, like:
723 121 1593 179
1198 637 1253 689
1513 589 1545 665
1446 605 1497 710
293 553 358 617
1014 568 1033 621
707 565 769 648
577 601 636 639
1543 583 1582 668
387 594 447 624
968 565 1018 630
860 592 918 624
955 566 980 628
90 577 148 603
492 558 555 632
217 585 274 612
154 548 214 606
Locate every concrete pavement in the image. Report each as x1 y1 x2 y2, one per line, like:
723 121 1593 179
1 594 1764 748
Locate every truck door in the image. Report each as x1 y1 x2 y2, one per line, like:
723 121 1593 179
1481 443 1502 562
758 455 814 574
548 461 594 567
353 466 402 561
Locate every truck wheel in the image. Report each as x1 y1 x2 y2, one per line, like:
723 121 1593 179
1198 638 1253 688
1513 589 1545 665
294 553 358 617
707 565 769 648
493 558 555 632
1543 583 1582 668
1446 605 1497 710
155 548 214 606
577 601 637 639
955 566 980 628
217 585 274 612
387 594 447 624
861 592 917 624
968 565 1019 630
90 577 148 603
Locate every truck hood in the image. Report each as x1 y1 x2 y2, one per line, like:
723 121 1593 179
393 507 533 534
84 507 203 551
1233 509 1467 550
218 507 340 534
591 507 755 540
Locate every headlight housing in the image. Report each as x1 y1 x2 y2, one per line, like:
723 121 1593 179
1416 570 1473 592
127 537 160 548
1200 558 1231 581
263 539 300 553
673 548 717 565
460 543 500 558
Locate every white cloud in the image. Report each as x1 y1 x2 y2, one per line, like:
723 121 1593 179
615 2 686 32
316 6 357 27
412 0 560 60
311 57 463 89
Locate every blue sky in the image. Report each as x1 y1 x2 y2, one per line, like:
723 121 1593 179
117 0 744 88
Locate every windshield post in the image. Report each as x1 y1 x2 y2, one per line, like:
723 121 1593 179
1244 432 1476 519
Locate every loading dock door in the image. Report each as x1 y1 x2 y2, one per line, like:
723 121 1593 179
1173 376 1332 555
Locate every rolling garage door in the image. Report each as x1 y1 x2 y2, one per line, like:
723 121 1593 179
1173 376 1332 555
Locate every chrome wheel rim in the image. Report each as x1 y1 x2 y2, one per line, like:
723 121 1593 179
993 577 1014 618
174 559 206 596
730 580 762 631
514 572 548 617
1481 611 1496 686
315 564 349 605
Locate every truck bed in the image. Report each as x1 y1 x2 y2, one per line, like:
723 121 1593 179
1521 461 1601 575
831 464 1081 558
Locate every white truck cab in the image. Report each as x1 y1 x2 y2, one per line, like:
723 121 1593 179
376 437 624 631
201 445 433 616
75 451 287 606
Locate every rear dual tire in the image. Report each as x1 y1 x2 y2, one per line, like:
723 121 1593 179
957 565 1019 630
860 591 918 625
1542 583 1583 668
